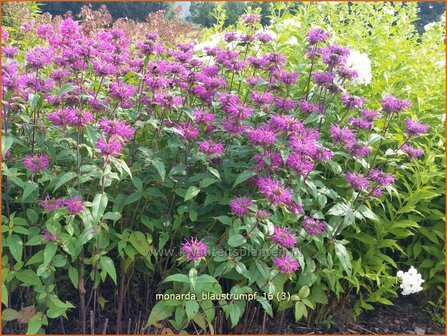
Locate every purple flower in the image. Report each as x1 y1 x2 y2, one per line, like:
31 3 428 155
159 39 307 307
321 45 350 67
257 176 293 206
402 144 424 159
181 237 207 261
24 154 50 173
251 91 275 106
253 151 283 172
278 71 299 86
338 66 358 80
381 95 410 114
198 140 224 156
3 46 18 58
38 195 65 212
306 28 330 45
42 228 60 241
230 196 253 217
96 138 123 157
274 97 298 111
242 13 261 24
2 27 8 42
194 109 215 125
313 72 334 86
273 255 300 274
270 115 304 134
346 142 371 157
302 217 326 235
247 126 276 146
64 196 84 216
369 169 394 187
341 93 365 109
299 99 324 115
98 118 135 141
175 122 199 141
346 171 369 191
256 210 270 220
255 32 273 43
286 154 314 176
330 125 355 145
26 47 54 69
224 32 239 42
405 119 429 137
272 226 296 248
222 119 246 135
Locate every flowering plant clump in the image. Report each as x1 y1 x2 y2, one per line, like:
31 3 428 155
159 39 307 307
397 266 425 296
1 6 439 334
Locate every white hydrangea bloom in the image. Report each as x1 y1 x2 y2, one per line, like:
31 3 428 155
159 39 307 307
424 22 436 31
346 50 372 86
382 6 395 16
397 266 424 295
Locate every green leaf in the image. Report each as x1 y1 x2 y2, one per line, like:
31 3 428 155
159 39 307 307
8 235 23 262
22 183 37 202
185 301 199 320
214 216 233 225
299 286 310 298
228 234 246 247
53 172 77 192
68 267 79 289
256 296 273 317
15 269 42 287
129 231 150 257
100 256 117 285
92 193 108 224
57 83 74 96
152 160 166 181
334 242 352 275
146 301 174 327
233 170 256 187
2 308 21 321
207 167 220 180
26 314 42 334
2 135 13 157
184 186 200 201
164 274 190 283
44 242 58 266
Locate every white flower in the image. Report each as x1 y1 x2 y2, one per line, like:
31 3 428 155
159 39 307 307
346 50 372 86
382 6 395 16
194 34 222 52
287 36 298 46
397 266 424 296
424 22 436 31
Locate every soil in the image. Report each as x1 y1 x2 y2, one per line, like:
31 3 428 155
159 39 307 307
3 296 444 334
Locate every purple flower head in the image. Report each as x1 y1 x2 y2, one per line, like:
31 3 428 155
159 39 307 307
59 18 79 36
3 46 18 58
341 93 365 109
361 109 379 121
37 24 53 39
338 66 358 80
175 122 199 141
273 255 300 274
381 95 411 114
99 118 135 142
256 210 270 220
247 126 277 146
110 80 136 103
286 154 314 176
278 71 299 86
369 169 395 187
64 196 84 216
402 144 424 159
255 32 273 43
242 13 261 24
405 119 429 137
42 228 60 241
346 171 369 191
198 140 224 157
38 195 65 212
346 142 371 157
222 119 247 135
251 91 275 106
372 188 383 197
2 27 8 42
181 237 207 261
26 47 54 69
230 196 253 217
313 71 334 87
24 154 50 173
270 115 304 134
274 97 298 111
253 151 283 172
272 226 296 248
330 125 355 145
299 99 324 115
257 176 293 206
96 138 123 157
302 217 326 235
306 28 330 45
194 109 215 125
224 32 239 42
321 45 350 67
288 202 304 215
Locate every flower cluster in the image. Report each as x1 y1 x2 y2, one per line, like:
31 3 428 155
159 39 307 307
181 238 208 261
397 266 424 295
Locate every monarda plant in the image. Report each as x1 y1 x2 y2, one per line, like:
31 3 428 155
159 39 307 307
1 13 428 334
